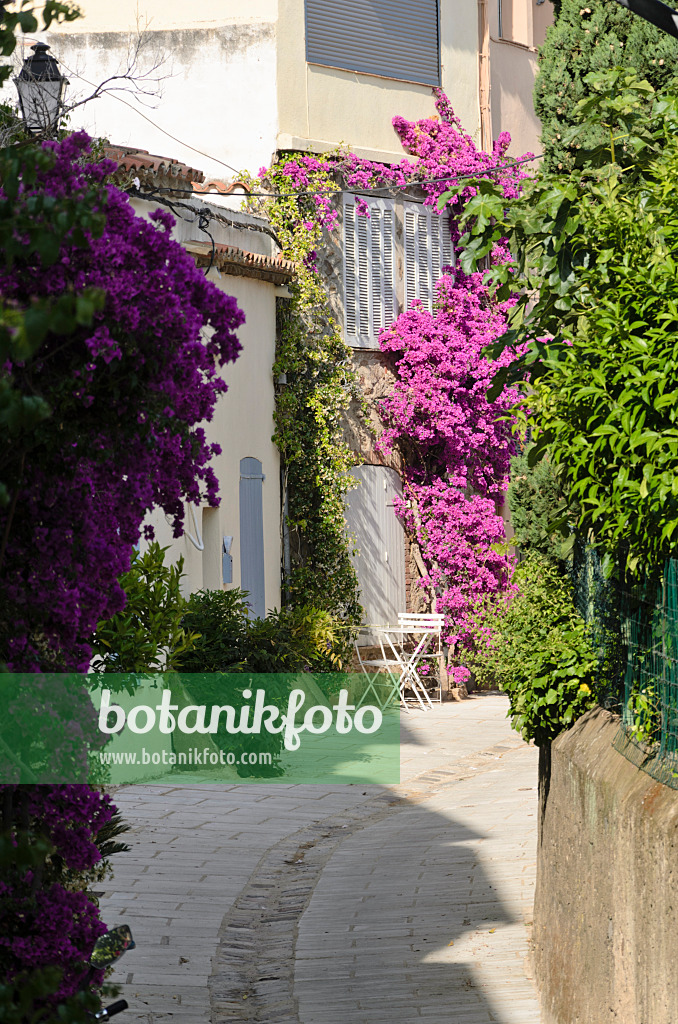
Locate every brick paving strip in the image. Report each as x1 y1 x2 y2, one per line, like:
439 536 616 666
100 697 541 1024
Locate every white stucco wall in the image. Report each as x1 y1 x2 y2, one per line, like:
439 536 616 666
8 0 279 181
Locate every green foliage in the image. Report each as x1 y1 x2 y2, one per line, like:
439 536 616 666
535 0 678 171
508 446 567 563
0 970 100 1024
94 811 132 861
627 682 660 744
179 588 351 673
91 543 198 674
464 555 600 744
442 70 678 577
242 158 362 626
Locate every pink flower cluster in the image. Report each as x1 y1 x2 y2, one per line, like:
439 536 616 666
261 91 532 647
372 96 529 645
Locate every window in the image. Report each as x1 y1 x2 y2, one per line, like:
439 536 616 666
305 0 440 88
343 193 454 349
497 0 551 48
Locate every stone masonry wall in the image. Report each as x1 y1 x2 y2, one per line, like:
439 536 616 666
534 707 678 1024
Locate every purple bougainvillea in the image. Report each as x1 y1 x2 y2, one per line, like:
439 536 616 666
0 785 115 999
0 131 244 672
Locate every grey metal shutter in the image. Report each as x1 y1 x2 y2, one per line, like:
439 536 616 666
239 457 266 619
305 0 440 87
345 465 406 636
404 202 454 313
343 194 397 349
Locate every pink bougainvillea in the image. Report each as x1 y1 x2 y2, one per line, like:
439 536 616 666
372 96 529 646
378 266 523 645
261 90 530 647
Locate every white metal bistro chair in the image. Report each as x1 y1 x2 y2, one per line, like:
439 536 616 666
397 613 445 704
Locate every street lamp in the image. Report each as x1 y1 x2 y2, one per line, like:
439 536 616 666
14 42 69 136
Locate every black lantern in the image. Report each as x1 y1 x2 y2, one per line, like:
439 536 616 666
14 42 69 135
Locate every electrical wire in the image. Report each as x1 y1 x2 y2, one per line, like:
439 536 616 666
54 58 242 176
55 53 544 194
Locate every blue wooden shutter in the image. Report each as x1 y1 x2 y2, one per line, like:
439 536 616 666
239 457 265 619
305 0 440 87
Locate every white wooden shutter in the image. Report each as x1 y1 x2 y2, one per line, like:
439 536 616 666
345 465 406 638
404 202 454 313
343 194 397 349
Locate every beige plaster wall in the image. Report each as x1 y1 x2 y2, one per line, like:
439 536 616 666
277 0 481 161
44 0 277 33
130 197 281 612
489 39 541 156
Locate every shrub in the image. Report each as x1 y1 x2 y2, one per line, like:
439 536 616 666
179 589 349 673
464 555 600 744
507 446 567 564
91 543 198 675
0 785 128 1015
535 0 678 172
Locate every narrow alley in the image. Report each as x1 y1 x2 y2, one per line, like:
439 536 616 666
101 695 540 1024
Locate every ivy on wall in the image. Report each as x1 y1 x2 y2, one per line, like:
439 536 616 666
244 156 363 625
247 91 530 634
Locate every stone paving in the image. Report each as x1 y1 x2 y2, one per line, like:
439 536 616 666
100 695 541 1024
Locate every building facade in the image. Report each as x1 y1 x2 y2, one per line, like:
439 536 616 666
109 149 294 614
19 1 552 621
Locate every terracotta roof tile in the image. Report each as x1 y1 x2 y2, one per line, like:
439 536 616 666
104 145 204 188
191 179 251 196
185 240 296 286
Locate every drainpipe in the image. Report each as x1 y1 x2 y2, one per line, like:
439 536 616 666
281 463 291 605
478 0 492 153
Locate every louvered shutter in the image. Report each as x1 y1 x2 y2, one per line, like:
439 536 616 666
343 194 397 349
239 457 265 619
403 202 454 313
305 0 440 87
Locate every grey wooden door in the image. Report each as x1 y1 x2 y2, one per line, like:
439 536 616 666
239 456 266 619
345 465 406 636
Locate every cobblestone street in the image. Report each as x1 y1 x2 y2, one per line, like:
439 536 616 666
101 695 541 1024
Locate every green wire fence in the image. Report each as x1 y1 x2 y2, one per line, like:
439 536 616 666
570 542 678 788
611 558 678 789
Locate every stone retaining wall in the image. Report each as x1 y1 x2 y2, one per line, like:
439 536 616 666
534 707 678 1024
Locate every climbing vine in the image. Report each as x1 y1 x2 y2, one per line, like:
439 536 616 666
247 90 530 643
244 155 363 626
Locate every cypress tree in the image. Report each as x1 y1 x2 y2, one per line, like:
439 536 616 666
535 0 678 169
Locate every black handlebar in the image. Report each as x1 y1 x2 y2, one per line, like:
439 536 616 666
96 1000 129 1019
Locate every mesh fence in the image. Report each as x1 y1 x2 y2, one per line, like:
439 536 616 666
568 543 678 786
611 559 678 789
569 539 625 713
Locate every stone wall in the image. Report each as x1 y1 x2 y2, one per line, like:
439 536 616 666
534 707 678 1024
